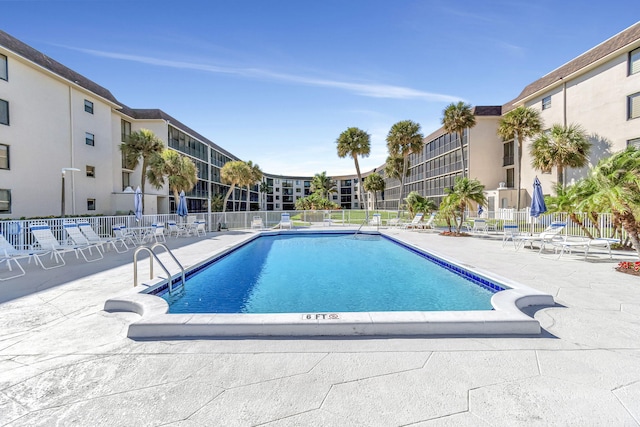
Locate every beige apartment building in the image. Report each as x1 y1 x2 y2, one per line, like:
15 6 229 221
1 22 639 219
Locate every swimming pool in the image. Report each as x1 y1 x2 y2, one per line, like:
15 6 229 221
105 230 554 338
162 233 497 313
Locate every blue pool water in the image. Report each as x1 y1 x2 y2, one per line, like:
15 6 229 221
162 233 499 313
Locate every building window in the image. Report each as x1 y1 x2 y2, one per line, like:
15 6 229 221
0 99 8 125
87 198 96 211
503 141 514 166
122 172 131 191
86 165 95 178
542 96 551 110
0 189 10 213
121 119 131 142
628 137 640 148
0 144 8 169
85 132 94 146
0 54 7 81
84 99 94 114
630 48 640 76
506 168 514 188
629 93 640 119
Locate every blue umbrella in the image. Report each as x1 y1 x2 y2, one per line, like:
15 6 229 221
134 186 143 222
530 177 547 218
177 190 188 218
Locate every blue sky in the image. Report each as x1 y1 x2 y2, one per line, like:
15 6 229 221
2 1 638 176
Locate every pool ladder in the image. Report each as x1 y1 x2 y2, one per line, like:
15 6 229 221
353 216 372 237
133 243 185 294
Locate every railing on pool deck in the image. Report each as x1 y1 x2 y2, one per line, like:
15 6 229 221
133 243 185 292
0 209 629 250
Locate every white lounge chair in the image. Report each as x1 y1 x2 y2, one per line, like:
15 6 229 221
514 222 566 251
0 235 46 279
251 216 265 230
62 221 104 262
401 213 424 230
549 237 620 260
279 213 293 230
30 222 90 266
77 220 128 253
420 212 436 230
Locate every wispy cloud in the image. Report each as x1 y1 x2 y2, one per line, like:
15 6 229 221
61 45 462 102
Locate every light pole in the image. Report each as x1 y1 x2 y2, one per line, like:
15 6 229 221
61 167 81 217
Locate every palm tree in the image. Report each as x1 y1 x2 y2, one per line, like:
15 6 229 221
244 161 263 211
363 173 385 210
259 180 270 210
147 149 198 211
497 106 543 210
404 191 436 218
441 102 476 178
386 120 424 214
447 177 487 233
120 128 164 212
310 171 337 200
336 127 371 215
545 182 598 239
580 146 640 257
220 160 251 212
529 123 591 189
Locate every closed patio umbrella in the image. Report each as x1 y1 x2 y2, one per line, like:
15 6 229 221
530 177 547 233
134 186 143 222
177 190 188 218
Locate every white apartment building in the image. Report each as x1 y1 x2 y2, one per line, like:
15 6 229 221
1 22 639 219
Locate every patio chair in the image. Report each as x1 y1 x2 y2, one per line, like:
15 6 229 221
501 224 521 248
77 220 128 253
369 213 382 226
194 220 207 237
112 224 138 247
419 212 437 230
387 217 403 227
401 213 424 230
167 221 189 237
147 223 166 243
30 222 93 265
251 216 265 230
279 213 293 230
471 219 488 234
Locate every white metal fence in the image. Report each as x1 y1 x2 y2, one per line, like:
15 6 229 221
0 209 630 250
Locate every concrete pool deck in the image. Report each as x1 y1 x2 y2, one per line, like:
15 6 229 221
1 227 639 425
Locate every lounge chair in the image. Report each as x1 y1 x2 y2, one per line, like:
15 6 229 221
549 237 620 260
279 213 293 230
77 220 128 253
514 222 566 251
420 212 437 230
0 235 47 279
251 216 265 230
401 213 424 230
30 222 93 266
387 217 403 227
62 221 104 262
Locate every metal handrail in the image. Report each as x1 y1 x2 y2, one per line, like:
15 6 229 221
133 243 185 294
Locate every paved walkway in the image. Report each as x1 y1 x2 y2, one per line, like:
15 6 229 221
1 228 639 426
